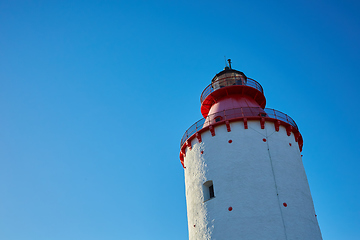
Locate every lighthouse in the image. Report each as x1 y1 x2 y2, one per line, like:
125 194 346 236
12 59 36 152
179 62 322 240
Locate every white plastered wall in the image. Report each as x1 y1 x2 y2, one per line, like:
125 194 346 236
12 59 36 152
184 120 322 240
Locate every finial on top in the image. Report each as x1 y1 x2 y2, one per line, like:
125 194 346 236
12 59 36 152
227 59 232 69
224 57 232 70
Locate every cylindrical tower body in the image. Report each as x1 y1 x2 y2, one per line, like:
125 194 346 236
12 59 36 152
179 68 322 240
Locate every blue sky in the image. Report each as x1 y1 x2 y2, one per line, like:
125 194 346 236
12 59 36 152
0 0 359 239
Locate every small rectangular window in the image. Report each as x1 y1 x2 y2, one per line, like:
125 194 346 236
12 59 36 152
215 116 222 122
203 180 215 201
209 184 214 198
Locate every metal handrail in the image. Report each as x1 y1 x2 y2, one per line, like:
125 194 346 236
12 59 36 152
200 77 263 103
180 107 298 147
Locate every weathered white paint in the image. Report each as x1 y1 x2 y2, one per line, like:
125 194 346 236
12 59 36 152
184 120 322 240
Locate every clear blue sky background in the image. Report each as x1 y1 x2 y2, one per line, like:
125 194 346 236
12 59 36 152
0 0 359 239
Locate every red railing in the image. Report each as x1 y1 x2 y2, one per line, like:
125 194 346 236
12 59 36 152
200 77 263 103
180 107 298 147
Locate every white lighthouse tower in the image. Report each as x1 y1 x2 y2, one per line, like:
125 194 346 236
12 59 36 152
179 63 322 240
